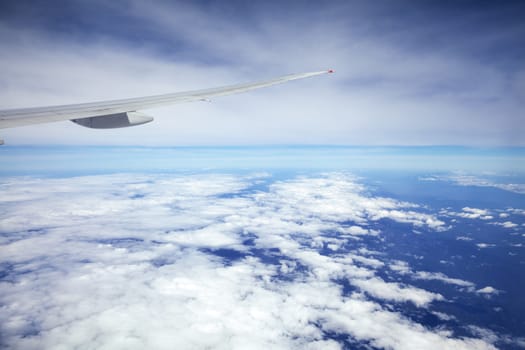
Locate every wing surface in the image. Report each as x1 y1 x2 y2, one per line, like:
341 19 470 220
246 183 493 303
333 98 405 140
0 70 332 129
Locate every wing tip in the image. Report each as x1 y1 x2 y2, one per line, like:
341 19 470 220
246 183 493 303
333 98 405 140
327 69 335 74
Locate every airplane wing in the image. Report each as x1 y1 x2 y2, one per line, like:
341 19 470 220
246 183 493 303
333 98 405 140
0 70 333 133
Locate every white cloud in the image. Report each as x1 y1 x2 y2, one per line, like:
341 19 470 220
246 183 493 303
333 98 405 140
506 208 525 215
433 311 457 321
456 207 493 220
468 325 525 349
477 243 495 249
389 260 411 274
319 294 496 350
476 286 500 295
421 174 525 194
0 173 498 349
388 261 476 290
352 277 444 307
441 207 495 221
348 254 384 269
463 207 489 216
413 271 475 288
494 221 518 229
342 225 377 236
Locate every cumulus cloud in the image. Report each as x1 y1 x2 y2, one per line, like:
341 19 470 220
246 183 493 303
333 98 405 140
0 173 499 349
476 286 500 295
389 260 411 274
456 207 493 220
493 221 519 229
506 208 525 216
352 277 443 307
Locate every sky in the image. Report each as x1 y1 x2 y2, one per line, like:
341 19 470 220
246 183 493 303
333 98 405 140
0 0 524 146
2 146 525 176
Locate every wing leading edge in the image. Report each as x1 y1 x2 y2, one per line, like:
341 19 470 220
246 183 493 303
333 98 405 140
0 70 333 131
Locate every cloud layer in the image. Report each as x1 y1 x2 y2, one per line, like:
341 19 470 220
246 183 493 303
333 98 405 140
0 172 504 349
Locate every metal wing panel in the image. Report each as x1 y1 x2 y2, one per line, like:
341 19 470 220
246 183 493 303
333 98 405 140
0 70 331 129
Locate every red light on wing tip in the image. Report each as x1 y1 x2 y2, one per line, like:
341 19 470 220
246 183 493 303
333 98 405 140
328 69 335 73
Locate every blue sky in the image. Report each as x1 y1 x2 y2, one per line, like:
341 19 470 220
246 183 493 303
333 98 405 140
0 0 524 146
1 146 525 176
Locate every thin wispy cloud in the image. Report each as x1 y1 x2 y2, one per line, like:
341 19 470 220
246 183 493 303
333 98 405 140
420 173 525 194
